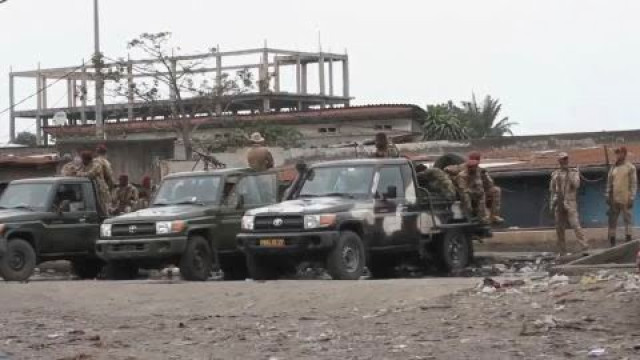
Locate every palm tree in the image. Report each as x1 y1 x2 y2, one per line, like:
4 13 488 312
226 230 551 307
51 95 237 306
422 102 470 141
459 94 517 138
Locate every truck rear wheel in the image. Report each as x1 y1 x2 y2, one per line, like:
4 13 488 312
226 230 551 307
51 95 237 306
435 230 472 273
326 231 365 280
71 259 104 279
180 235 212 281
0 239 36 281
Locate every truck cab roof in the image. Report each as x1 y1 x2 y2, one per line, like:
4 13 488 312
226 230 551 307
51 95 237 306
164 167 255 179
10 177 93 185
309 158 411 168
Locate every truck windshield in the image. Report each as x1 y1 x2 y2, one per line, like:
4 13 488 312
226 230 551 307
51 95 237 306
0 183 53 211
298 166 375 198
153 176 221 206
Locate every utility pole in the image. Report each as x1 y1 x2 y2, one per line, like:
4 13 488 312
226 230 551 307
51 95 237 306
94 0 105 140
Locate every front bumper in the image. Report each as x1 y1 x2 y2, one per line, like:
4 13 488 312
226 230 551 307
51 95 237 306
95 236 188 261
237 231 339 255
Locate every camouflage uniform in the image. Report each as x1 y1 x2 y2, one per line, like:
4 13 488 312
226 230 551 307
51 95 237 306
112 184 139 215
446 164 502 221
372 142 400 158
247 145 274 172
95 155 115 190
549 168 589 253
60 162 79 177
455 166 489 222
416 167 456 200
76 160 111 215
607 161 637 243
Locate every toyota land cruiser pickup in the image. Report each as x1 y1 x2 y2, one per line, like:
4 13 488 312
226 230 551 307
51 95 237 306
96 168 284 280
0 177 107 281
237 158 492 280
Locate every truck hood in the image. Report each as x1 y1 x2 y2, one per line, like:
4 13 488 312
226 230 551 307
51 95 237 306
247 197 359 216
105 205 213 223
0 209 48 223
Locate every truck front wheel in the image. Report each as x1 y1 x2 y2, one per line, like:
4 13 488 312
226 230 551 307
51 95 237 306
435 230 472 273
0 239 36 281
179 235 212 281
326 231 365 280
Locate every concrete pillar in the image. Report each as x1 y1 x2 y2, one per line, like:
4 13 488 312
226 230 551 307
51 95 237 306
81 61 88 124
36 73 42 146
319 54 325 95
169 59 177 101
127 61 134 121
263 98 270 112
301 63 308 94
274 58 280 93
216 52 222 116
295 56 301 93
9 73 15 142
42 76 49 146
328 59 334 96
343 58 350 105
71 80 77 107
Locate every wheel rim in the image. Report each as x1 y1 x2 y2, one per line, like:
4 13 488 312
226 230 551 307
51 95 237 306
9 250 26 271
342 239 360 273
447 234 466 268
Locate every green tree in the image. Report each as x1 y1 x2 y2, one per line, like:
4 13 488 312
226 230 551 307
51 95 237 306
13 131 37 147
422 101 469 140
459 94 517 138
197 124 303 153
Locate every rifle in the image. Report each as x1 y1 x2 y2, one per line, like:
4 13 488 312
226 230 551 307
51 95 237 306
192 149 226 171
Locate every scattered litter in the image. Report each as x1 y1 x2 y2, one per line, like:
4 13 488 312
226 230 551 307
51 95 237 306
47 332 64 339
588 348 606 357
549 274 569 287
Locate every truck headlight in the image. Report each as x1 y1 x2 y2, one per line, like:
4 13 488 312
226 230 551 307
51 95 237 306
100 224 112 237
156 221 186 235
241 215 255 231
304 214 336 229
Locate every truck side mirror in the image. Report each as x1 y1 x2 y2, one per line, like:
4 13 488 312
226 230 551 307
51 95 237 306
384 186 397 200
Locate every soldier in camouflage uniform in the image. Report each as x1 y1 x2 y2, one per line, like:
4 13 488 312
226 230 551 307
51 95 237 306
112 174 139 215
94 145 115 191
59 153 79 177
445 153 503 223
451 152 489 223
415 164 456 200
76 151 111 215
372 132 400 158
549 152 590 254
136 176 153 210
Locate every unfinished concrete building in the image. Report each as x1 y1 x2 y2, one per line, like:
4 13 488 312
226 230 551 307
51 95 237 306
8 46 351 145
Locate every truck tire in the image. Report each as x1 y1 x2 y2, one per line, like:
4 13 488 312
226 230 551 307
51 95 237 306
246 253 279 280
0 239 36 281
179 235 212 281
105 261 139 280
71 259 104 279
326 231 365 280
435 230 472 273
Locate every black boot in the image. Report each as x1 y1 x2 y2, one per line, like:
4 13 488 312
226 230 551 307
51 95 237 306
626 235 632 243
610 237 616 247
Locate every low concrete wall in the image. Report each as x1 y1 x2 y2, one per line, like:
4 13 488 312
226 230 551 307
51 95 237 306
478 227 640 253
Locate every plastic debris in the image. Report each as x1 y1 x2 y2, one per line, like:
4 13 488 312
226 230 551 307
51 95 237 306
588 348 606 357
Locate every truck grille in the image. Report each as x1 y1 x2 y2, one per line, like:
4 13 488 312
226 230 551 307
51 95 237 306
112 223 156 237
254 215 303 231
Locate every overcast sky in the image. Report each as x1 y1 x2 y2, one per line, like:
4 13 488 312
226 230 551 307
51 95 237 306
1 0 639 142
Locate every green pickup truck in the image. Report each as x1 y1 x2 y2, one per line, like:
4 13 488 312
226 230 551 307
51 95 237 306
96 168 285 280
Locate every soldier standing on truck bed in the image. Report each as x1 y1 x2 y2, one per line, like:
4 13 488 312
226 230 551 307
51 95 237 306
112 174 139 215
76 151 111 215
247 132 274 171
59 153 79 177
372 132 400 158
606 146 637 246
549 152 590 254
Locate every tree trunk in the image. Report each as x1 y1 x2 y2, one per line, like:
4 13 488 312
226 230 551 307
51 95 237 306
183 127 193 161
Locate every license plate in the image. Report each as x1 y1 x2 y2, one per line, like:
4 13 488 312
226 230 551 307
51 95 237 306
260 239 285 247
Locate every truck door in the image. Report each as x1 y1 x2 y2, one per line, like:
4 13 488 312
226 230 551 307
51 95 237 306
42 183 95 254
373 166 406 247
219 172 278 251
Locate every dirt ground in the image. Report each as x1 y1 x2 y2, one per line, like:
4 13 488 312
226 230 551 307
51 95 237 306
1 273 640 360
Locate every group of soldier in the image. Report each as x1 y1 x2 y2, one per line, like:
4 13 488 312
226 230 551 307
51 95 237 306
550 146 637 254
59 145 154 216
